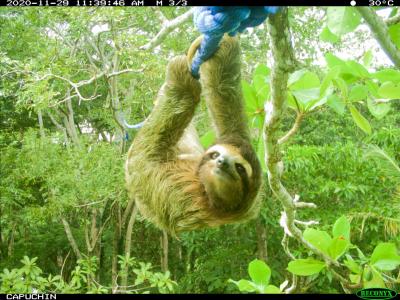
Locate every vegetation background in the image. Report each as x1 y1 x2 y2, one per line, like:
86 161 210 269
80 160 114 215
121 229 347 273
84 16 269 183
0 6 399 294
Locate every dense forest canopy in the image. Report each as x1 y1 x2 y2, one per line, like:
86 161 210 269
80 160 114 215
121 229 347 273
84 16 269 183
0 6 399 294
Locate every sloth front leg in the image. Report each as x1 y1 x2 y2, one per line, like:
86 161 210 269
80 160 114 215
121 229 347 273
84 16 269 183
130 55 201 161
199 35 250 144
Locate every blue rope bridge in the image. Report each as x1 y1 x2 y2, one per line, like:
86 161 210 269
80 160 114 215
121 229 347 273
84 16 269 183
190 6 280 78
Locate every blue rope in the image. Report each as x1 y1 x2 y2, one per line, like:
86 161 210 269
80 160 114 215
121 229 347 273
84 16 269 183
191 6 280 78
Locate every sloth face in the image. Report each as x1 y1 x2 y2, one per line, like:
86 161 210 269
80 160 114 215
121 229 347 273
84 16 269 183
197 144 253 211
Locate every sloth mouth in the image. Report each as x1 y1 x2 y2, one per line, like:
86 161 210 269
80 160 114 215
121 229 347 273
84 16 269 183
214 166 236 180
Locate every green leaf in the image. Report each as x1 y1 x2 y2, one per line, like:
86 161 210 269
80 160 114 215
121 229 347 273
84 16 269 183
388 23 400 48
370 243 400 271
349 84 368 102
327 94 345 115
365 80 380 98
253 64 270 78
344 255 362 274
200 130 215 148
328 237 350 260
363 266 386 289
287 259 326 276
320 66 340 96
229 279 256 292
291 88 321 106
303 228 332 255
333 77 348 98
349 105 371 135
287 91 303 112
320 27 340 43
362 50 373 67
248 259 271 285
325 53 346 69
345 61 370 79
289 70 320 90
378 82 400 99
372 69 400 83
253 75 270 103
264 285 281 294
367 98 391 120
332 216 351 241
242 80 259 114
327 7 361 36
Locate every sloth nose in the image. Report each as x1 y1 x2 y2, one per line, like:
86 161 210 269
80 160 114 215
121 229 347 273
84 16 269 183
216 157 228 168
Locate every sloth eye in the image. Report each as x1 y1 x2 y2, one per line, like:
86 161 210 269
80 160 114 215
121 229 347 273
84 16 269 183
235 163 246 174
210 152 219 159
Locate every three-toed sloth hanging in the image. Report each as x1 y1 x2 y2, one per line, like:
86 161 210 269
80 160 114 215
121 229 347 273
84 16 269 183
125 36 262 236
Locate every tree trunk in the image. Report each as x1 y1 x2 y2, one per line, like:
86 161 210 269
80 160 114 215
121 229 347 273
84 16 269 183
61 218 82 259
256 218 268 261
120 204 138 292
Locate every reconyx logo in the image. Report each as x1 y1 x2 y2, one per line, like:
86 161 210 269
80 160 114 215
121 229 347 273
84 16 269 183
356 288 398 300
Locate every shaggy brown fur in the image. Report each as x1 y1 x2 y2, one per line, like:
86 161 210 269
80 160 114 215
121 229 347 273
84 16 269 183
125 35 262 236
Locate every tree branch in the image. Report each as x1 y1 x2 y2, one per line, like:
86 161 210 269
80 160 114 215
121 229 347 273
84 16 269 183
278 112 304 145
385 11 400 26
265 8 350 290
140 8 194 50
61 217 82 259
357 7 400 68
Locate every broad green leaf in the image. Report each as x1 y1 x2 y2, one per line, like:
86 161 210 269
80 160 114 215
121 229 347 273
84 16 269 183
333 78 348 98
332 216 351 241
289 71 320 90
349 105 372 135
287 259 326 276
372 69 400 83
378 82 400 99
367 98 391 120
365 80 380 98
287 92 303 112
303 228 332 255
327 94 345 115
327 7 361 36
248 259 271 285
362 50 373 67
370 243 400 271
349 274 361 284
346 61 370 78
288 69 308 86
308 96 328 111
291 88 321 106
253 75 270 103
229 279 256 292
200 130 215 148
328 237 350 260
320 27 340 43
363 266 386 288
325 53 346 69
320 66 340 96
349 84 368 102
253 64 270 78
242 80 259 114
264 285 281 294
388 23 400 48
344 255 362 274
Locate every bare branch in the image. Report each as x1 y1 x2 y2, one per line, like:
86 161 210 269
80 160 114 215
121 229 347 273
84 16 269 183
278 112 304 145
386 11 400 26
140 8 195 50
357 7 400 68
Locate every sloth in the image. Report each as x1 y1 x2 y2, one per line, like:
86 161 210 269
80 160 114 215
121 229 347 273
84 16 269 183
125 35 262 236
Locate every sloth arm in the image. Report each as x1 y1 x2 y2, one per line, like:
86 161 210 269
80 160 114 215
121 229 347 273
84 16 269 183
130 56 201 162
199 36 251 145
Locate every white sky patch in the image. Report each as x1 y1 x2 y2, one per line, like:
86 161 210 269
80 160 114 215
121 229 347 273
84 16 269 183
92 23 109 35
